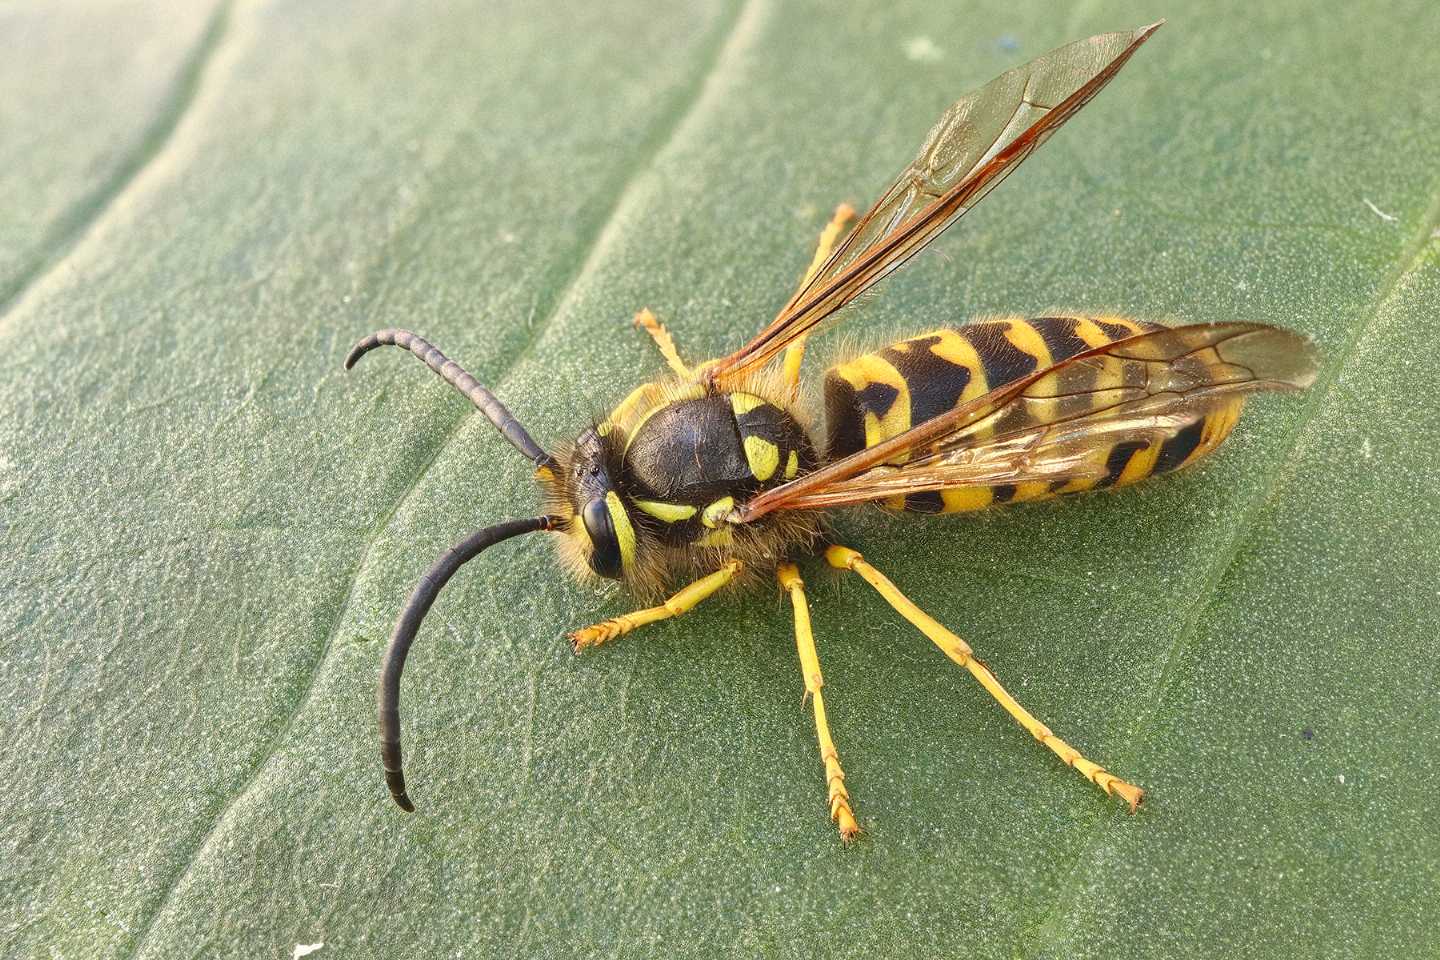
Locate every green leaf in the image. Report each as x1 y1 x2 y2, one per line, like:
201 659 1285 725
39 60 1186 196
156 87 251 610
4 1 1438 957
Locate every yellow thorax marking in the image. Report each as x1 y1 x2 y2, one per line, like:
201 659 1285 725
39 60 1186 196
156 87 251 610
730 392 767 416
743 436 780 482
598 383 660 438
605 491 636 568
610 382 706 451
701 496 734 529
634 499 697 523
696 527 733 547
784 449 799 479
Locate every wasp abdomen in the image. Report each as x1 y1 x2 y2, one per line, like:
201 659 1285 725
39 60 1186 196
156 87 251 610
824 316 1243 513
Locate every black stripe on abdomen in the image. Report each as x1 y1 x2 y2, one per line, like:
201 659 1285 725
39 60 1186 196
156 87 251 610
967 322 1038 389
904 491 946 513
880 335 972 425
1096 441 1147 488
1154 418 1206 474
823 375 899 459
1030 317 1093 363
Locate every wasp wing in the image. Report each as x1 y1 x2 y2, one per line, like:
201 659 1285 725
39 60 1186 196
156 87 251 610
738 323 1318 518
705 22 1163 384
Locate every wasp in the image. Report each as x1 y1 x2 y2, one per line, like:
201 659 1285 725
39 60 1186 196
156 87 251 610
345 22 1317 840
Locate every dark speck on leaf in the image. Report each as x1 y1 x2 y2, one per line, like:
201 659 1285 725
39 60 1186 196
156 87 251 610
1301 728 1315 741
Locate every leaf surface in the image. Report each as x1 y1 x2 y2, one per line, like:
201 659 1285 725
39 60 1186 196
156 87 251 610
3 1 1438 957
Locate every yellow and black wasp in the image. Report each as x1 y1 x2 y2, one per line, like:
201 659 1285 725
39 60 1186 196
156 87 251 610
345 22 1318 840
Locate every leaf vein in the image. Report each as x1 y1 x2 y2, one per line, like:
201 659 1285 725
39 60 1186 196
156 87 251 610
0 1 232 325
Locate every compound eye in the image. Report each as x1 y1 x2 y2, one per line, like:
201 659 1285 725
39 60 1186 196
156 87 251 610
581 497 623 579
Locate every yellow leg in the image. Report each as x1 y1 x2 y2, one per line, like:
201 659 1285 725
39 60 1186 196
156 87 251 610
824 545 1145 812
782 203 856 393
568 560 741 652
777 563 860 842
633 308 690 378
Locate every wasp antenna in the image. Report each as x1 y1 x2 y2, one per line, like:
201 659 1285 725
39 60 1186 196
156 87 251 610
378 514 560 812
346 329 557 470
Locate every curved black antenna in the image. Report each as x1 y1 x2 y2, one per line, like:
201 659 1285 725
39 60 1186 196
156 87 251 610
346 329 557 470
379 514 559 812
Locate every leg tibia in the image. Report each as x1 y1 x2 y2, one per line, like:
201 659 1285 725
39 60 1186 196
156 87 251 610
569 560 741 652
824 545 1144 811
778 563 860 841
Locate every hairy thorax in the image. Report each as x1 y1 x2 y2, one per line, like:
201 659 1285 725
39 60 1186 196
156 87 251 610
542 374 825 597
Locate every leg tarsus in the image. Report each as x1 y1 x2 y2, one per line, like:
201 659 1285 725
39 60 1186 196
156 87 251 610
778 563 861 842
632 308 690 378
824 544 1144 812
568 560 741 652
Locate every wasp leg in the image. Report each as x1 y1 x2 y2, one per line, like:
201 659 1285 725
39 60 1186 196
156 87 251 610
632 308 691 378
825 545 1145 812
781 203 857 393
568 560 742 652
778 563 860 841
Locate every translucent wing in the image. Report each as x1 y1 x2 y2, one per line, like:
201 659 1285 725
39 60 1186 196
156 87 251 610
705 22 1163 384
738 323 1318 518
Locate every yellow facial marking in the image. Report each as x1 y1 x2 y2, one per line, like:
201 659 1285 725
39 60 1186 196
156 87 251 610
701 496 734 529
784 449 799 479
743 435 780 482
570 514 594 549
634 499 697 523
605 491 636 568
730 392 767 416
